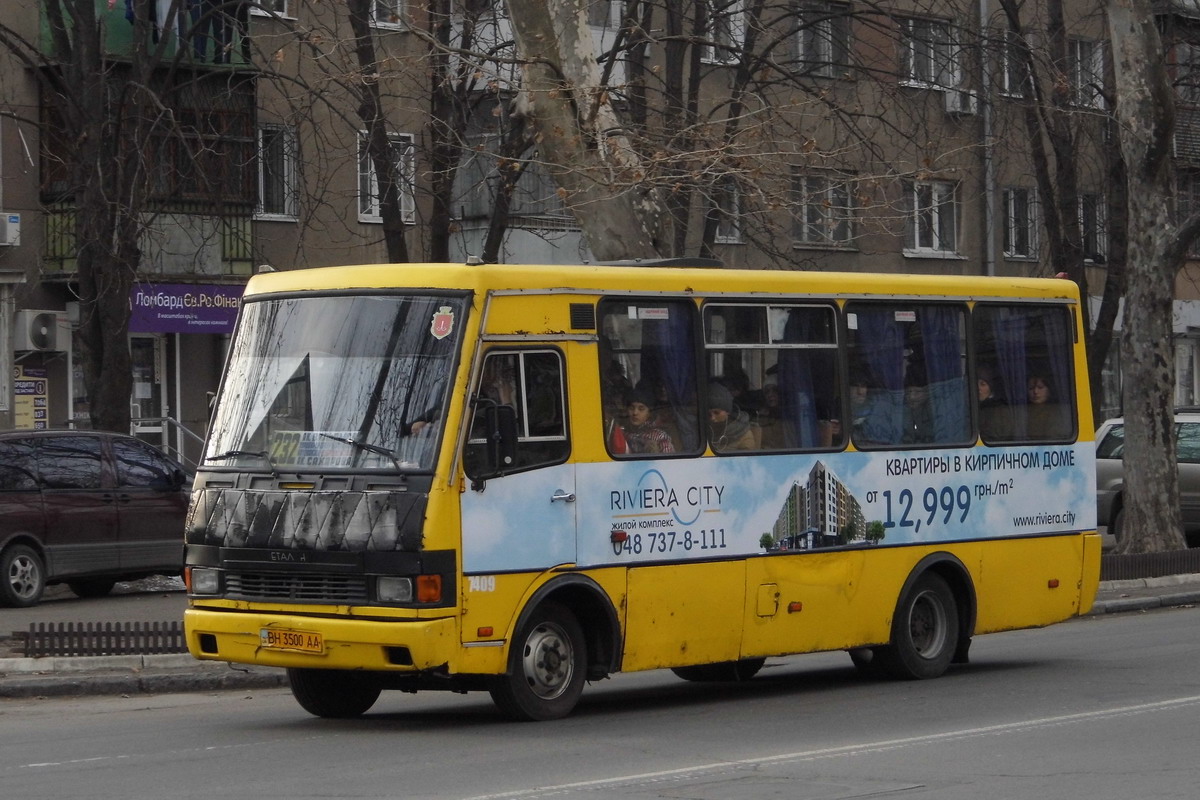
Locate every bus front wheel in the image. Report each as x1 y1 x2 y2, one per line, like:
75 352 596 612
287 668 381 718
489 602 586 721
876 573 959 680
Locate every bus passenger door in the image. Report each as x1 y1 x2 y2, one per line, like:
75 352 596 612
460 348 576 578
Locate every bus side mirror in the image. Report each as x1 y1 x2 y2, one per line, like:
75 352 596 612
487 405 519 475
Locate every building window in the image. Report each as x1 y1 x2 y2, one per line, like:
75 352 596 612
795 2 851 78
999 30 1030 98
371 0 406 28
257 125 297 219
1069 38 1105 109
702 0 744 64
1079 193 1106 263
1002 187 1037 259
249 0 290 16
904 180 958 254
587 0 613 28
455 139 572 225
358 132 415 223
714 179 741 244
792 171 853 246
1179 170 1200 257
900 17 959 89
1175 41 1200 105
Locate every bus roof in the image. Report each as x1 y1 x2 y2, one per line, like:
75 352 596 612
243 262 1081 303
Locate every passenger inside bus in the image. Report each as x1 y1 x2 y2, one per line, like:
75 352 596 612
707 382 757 451
757 383 785 448
902 363 934 444
622 389 676 454
1025 373 1071 440
848 369 897 445
976 365 1012 440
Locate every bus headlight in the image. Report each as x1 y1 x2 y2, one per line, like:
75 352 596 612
376 576 414 603
188 567 221 595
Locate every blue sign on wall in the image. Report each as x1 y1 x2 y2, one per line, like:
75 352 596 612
129 283 243 334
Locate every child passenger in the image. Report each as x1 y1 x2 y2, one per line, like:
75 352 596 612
622 389 676 454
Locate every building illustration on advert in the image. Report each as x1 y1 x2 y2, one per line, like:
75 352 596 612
770 461 868 550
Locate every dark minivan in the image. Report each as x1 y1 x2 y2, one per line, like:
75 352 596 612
0 430 190 607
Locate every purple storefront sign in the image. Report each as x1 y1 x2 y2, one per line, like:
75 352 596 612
129 283 243 334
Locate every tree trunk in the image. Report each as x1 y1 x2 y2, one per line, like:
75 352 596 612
1107 0 1187 553
348 0 410 263
504 0 663 260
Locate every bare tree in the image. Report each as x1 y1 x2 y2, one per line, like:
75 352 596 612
0 1 190 432
347 0 411 262
1106 0 1200 552
504 0 665 259
994 0 1125 419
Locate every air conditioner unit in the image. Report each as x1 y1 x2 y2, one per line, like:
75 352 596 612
0 213 20 246
944 88 979 116
13 310 66 352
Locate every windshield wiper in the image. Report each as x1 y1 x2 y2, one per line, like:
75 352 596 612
319 434 402 470
206 449 278 476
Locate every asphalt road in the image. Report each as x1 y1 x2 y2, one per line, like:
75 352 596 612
1 604 1197 799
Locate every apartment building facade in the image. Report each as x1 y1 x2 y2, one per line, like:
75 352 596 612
1 0 1199 450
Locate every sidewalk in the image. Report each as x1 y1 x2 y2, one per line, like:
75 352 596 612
2 575 1198 700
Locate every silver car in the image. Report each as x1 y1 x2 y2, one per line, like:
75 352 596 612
1095 412 1200 546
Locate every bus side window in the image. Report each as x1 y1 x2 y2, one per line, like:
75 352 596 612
599 299 701 457
702 302 841 453
845 302 972 448
972 304 1076 444
464 350 569 478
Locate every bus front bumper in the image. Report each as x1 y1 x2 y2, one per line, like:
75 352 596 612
184 608 459 672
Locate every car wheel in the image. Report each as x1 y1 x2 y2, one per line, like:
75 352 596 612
1111 507 1126 542
875 572 959 680
1 544 46 608
287 668 381 718
68 579 117 599
671 658 766 682
489 602 586 721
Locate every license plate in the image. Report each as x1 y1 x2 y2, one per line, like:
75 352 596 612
259 628 324 654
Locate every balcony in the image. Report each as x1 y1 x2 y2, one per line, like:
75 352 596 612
43 202 254 279
41 1 253 69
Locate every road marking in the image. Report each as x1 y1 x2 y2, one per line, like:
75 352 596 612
459 694 1200 800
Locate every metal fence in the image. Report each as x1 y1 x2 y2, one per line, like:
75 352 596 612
15 621 187 658
1100 548 1200 581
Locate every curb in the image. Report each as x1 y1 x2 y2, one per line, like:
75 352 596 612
1089 590 1200 615
1087 573 1200 615
0 656 286 699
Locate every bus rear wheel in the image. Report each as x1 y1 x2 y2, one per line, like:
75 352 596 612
287 668 381 718
671 658 765 682
876 573 959 680
489 602 586 721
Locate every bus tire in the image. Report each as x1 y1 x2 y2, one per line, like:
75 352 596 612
489 602 586 721
287 668 381 718
876 572 959 680
671 658 765 682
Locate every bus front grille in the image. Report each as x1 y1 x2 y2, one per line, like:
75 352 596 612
224 572 370 603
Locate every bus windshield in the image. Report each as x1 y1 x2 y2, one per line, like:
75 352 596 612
205 294 466 472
